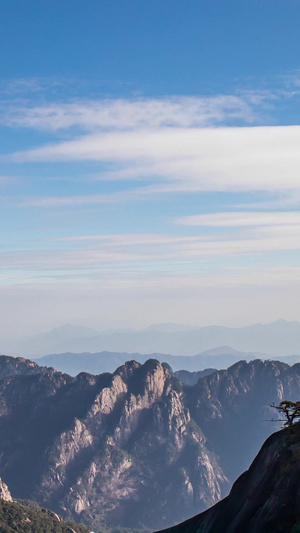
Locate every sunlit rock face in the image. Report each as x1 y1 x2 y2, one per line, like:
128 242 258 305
0 355 300 531
0 476 12 502
0 357 227 530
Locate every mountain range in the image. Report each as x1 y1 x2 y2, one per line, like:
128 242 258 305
0 354 300 531
32 346 266 376
4 319 300 357
33 344 300 377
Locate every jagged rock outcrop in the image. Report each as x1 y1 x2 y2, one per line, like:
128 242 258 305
186 359 300 480
0 476 12 501
158 424 300 533
0 354 54 377
173 368 216 386
0 355 300 531
0 357 226 531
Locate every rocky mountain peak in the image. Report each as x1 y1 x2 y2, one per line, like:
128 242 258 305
0 476 12 502
0 354 54 378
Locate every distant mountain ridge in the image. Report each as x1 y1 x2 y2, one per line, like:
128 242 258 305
33 345 295 376
3 319 300 357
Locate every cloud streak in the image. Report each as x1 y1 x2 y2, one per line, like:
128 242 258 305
2 94 264 132
2 218 300 279
9 125 300 195
176 211 300 227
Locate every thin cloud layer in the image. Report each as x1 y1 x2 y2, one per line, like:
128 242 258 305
176 211 300 227
10 125 300 194
2 220 300 277
2 94 262 132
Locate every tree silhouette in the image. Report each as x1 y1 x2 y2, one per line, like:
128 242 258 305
270 400 300 427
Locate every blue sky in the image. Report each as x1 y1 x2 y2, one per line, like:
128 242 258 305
1 1 300 337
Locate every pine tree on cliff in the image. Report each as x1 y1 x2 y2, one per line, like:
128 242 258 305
271 400 300 427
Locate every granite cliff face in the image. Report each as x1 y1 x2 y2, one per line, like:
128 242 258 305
0 357 226 531
158 424 300 533
0 354 54 377
187 359 300 480
0 356 300 531
0 476 12 501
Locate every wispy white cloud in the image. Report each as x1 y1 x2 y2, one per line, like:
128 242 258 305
233 191 300 210
52 233 201 246
280 69 300 89
2 256 300 295
0 77 70 98
0 79 45 97
1 217 300 281
18 192 129 207
176 211 300 227
9 125 300 195
1 94 263 132
82 266 300 291
13 184 163 207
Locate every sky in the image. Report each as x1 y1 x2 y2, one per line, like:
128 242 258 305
1 0 300 338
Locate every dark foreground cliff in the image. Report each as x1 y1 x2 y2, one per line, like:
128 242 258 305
158 424 300 533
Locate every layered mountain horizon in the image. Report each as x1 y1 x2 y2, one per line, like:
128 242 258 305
32 345 300 377
3 319 300 358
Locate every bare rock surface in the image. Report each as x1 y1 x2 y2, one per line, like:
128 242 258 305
0 476 12 501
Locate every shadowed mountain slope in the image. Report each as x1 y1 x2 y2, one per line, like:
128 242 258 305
158 424 300 533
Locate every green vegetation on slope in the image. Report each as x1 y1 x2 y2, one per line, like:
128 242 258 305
0 499 90 533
